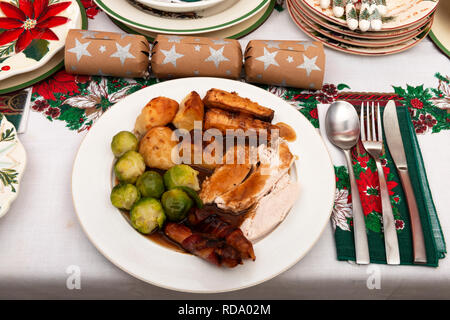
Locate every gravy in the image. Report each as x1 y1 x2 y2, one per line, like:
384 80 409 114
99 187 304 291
275 122 297 142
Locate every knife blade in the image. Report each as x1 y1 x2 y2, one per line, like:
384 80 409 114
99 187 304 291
383 100 427 264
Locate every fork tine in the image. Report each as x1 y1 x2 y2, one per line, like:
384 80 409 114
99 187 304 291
366 102 371 141
371 102 376 141
360 103 365 141
377 103 383 142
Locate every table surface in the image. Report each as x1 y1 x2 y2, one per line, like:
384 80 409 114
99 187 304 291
0 4 449 299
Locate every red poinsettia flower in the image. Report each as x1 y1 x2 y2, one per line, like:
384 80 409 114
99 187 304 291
356 167 382 215
81 0 99 19
32 70 90 100
0 0 71 53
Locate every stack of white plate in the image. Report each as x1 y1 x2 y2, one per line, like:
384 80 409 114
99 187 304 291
0 0 87 95
94 0 275 40
286 0 439 56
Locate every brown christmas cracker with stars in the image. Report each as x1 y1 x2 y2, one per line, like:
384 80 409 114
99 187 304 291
245 40 325 89
65 30 150 78
151 35 243 80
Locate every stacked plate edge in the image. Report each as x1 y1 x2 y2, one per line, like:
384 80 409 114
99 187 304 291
95 0 275 40
287 0 438 56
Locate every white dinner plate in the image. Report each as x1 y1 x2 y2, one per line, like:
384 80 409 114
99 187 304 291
93 0 269 34
72 78 335 293
135 0 228 13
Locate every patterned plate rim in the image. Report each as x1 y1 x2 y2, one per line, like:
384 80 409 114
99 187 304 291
0 0 88 95
299 0 438 31
109 0 275 41
0 114 26 218
0 0 80 81
93 0 269 33
290 0 431 48
293 0 433 39
287 0 432 56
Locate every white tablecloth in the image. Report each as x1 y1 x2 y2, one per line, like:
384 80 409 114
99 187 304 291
0 6 449 299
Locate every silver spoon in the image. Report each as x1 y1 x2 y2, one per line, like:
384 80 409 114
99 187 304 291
325 101 370 265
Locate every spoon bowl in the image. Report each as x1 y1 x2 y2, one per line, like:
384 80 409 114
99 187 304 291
325 101 360 150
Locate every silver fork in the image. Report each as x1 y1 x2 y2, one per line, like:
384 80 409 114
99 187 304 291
360 102 400 265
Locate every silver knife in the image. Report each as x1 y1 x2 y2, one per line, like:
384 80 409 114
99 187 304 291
383 100 427 264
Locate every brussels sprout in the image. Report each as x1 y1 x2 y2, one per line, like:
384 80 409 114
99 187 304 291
174 186 203 209
136 171 165 198
163 164 200 191
111 131 138 157
161 189 193 222
110 183 141 210
130 198 166 234
114 151 145 184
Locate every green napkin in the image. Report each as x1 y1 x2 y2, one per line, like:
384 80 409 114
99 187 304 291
334 105 446 266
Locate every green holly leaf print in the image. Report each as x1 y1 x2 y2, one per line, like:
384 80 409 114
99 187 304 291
365 211 382 233
335 165 350 190
23 39 50 62
337 83 351 90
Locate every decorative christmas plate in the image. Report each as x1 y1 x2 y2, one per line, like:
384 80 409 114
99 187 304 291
294 0 433 39
291 0 431 48
0 0 86 95
300 0 438 31
0 114 26 218
112 0 274 41
287 0 432 55
93 0 269 34
0 0 80 81
429 0 450 58
135 0 227 13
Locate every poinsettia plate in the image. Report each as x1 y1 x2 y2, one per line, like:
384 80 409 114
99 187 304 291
0 0 80 81
0 114 26 218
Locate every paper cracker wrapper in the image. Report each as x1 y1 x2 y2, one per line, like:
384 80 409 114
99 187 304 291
244 40 325 89
65 30 150 78
151 35 243 80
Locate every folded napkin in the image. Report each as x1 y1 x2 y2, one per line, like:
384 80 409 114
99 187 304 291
320 103 446 267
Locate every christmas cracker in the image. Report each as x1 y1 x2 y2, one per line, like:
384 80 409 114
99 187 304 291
151 35 243 80
65 30 150 78
244 40 326 90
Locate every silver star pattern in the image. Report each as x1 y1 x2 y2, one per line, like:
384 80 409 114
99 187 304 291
265 40 281 49
99 45 106 53
255 47 280 71
80 30 98 39
194 45 201 52
204 46 229 68
160 45 184 67
166 36 183 43
67 38 91 62
211 39 229 45
286 56 294 63
298 41 316 51
110 43 136 65
297 55 321 77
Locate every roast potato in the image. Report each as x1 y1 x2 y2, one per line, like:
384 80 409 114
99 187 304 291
139 127 178 170
172 91 204 131
135 97 179 137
